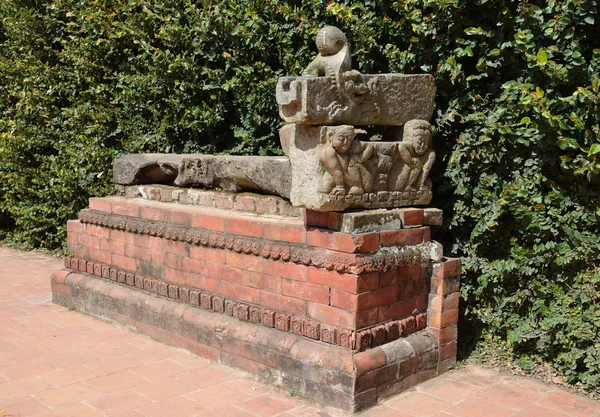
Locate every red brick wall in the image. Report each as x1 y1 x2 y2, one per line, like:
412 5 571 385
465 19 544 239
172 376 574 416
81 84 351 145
69 197 436 336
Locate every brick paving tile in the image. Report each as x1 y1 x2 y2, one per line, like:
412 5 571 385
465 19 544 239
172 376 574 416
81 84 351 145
416 378 484 402
510 405 577 417
132 378 200 401
224 378 272 396
32 383 100 408
386 392 452 415
38 364 101 387
136 395 208 417
84 389 151 414
108 411 146 417
357 406 414 417
199 404 258 417
0 395 50 415
129 359 191 381
0 377 53 400
1 246 600 417
476 381 544 409
35 402 105 417
539 392 600 417
237 394 300 416
185 384 253 409
82 370 149 393
175 365 238 388
83 354 147 375
443 397 515 417
0 358 54 380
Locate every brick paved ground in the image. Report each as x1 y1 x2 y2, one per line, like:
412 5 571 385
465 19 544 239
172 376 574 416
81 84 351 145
1 246 599 417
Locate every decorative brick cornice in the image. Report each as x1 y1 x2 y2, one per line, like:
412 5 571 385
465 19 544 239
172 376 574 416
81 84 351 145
64 257 427 351
78 210 431 274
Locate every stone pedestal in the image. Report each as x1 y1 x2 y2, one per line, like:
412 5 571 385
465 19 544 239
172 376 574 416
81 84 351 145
52 192 460 412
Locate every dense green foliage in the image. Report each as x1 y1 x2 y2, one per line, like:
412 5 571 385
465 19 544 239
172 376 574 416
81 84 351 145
1 0 599 393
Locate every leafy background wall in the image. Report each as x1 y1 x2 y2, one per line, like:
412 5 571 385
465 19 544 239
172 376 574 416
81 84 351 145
1 0 599 394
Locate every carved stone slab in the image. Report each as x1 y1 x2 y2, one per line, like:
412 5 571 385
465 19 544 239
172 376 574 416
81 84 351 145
276 74 436 126
114 154 186 185
284 124 433 211
174 155 291 198
114 154 291 198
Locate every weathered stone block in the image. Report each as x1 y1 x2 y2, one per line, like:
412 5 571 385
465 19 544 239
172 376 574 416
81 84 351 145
276 74 435 126
174 155 291 198
285 124 433 211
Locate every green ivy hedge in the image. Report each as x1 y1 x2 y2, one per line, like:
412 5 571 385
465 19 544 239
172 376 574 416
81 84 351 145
1 0 599 393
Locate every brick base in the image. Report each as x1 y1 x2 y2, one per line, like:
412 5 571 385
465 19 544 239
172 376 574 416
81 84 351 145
51 270 448 413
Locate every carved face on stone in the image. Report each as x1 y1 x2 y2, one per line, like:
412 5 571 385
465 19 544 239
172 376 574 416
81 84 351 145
330 126 354 153
404 120 432 156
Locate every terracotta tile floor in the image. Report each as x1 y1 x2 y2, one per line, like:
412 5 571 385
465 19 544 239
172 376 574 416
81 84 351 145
1 246 599 417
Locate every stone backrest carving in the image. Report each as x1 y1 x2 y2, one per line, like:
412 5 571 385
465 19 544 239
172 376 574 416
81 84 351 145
278 26 437 211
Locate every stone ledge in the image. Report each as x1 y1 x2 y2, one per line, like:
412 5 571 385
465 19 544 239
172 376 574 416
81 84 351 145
51 270 450 413
115 184 301 218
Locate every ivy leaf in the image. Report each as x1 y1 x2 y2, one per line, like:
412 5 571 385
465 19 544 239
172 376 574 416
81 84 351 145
588 143 600 156
536 49 548 66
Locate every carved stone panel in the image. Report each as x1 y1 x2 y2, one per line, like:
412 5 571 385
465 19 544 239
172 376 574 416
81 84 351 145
276 74 435 126
284 121 434 211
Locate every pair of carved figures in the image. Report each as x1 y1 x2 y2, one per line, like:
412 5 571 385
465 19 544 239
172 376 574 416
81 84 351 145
317 120 435 197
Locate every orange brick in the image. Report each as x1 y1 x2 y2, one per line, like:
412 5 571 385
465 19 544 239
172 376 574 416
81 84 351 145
263 223 306 244
89 197 112 213
86 224 110 239
226 252 263 272
431 277 460 295
380 228 424 246
307 268 360 293
225 218 263 238
281 280 329 304
67 219 84 233
260 291 306 316
140 206 167 222
111 254 136 271
304 209 329 228
110 229 136 245
182 272 220 293
182 257 207 274
429 292 460 311
265 260 307 281
357 287 398 310
125 244 151 262
167 210 191 226
161 240 189 257
306 303 355 329
356 307 379 328
433 257 462 279
206 262 242 283
191 213 225 231
378 297 419 322
380 266 424 287
428 325 458 345
221 281 260 303
331 289 358 310
241 270 282 293
439 341 457 361
112 201 140 217
400 208 424 226
428 308 459 328
190 246 226 264
307 228 379 253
